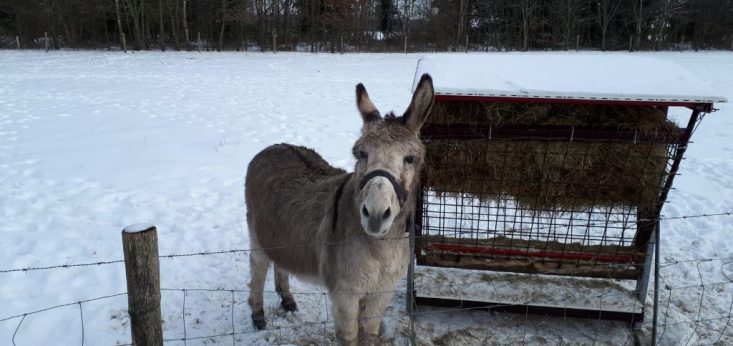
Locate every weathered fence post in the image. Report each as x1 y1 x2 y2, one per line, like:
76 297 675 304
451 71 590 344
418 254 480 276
16 36 20 49
44 32 49 51
197 32 202 52
122 224 163 346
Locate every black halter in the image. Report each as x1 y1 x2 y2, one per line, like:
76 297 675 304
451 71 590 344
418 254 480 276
358 169 407 206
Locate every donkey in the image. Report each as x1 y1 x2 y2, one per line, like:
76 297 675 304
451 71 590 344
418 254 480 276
244 74 434 345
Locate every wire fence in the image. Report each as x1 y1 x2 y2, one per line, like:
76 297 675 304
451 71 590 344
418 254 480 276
3 211 731 275
2 211 732 345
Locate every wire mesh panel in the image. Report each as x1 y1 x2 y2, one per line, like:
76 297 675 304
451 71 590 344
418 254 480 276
415 100 687 284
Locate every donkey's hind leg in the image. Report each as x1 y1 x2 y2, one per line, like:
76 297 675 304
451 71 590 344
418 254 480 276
248 247 271 330
274 266 298 312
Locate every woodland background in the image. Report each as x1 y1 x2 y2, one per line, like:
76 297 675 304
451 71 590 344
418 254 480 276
1 1 732 53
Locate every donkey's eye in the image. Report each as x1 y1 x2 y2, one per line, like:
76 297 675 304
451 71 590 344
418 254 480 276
404 155 415 164
358 151 368 160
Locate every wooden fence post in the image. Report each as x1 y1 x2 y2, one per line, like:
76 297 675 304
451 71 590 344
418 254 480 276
16 36 20 49
122 224 163 346
44 32 49 51
197 32 202 52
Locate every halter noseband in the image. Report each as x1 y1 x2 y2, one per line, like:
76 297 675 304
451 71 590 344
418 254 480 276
358 169 407 206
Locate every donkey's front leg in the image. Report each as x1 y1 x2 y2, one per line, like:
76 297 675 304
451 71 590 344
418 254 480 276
357 291 394 346
331 291 360 346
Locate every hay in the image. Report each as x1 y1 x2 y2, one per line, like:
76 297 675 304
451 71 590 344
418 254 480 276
428 102 680 138
424 102 680 209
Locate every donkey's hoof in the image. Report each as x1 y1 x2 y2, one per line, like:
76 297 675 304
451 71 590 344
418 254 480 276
251 311 267 330
281 299 298 312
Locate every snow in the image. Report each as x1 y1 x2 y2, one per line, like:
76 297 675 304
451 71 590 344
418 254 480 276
413 54 728 104
0 50 732 345
122 223 156 233
415 267 643 314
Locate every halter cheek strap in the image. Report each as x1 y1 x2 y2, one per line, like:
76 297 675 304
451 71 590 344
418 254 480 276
358 169 407 206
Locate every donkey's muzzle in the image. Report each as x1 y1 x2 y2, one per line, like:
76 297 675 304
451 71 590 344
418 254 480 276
358 169 407 206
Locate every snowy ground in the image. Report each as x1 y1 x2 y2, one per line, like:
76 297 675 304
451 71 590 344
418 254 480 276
0 50 732 345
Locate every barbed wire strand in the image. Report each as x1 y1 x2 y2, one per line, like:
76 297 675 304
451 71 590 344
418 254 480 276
3 264 732 345
2 210 732 275
2 211 733 344
3 256 730 325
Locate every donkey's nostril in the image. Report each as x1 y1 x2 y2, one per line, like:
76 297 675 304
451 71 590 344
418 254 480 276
383 207 391 220
362 205 369 217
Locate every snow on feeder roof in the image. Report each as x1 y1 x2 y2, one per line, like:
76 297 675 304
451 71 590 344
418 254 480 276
412 54 727 110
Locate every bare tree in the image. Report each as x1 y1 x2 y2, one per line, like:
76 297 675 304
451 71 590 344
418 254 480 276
456 0 469 50
114 0 127 51
218 0 227 51
554 0 585 50
632 0 643 50
649 0 686 50
519 0 539 51
182 0 189 49
121 0 145 50
158 0 165 50
596 0 622 50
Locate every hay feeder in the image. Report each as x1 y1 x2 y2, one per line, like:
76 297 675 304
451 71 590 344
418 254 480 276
405 55 727 329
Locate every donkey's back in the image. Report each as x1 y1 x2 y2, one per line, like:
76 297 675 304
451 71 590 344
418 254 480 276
245 143 347 277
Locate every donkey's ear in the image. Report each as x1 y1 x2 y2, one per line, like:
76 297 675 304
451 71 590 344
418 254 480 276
403 74 434 133
356 83 381 123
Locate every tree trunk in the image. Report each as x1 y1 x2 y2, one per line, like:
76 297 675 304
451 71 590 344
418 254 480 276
634 0 643 50
159 0 165 50
169 0 180 50
15 12 23 49
182 0 190 50
520 0 536 51
456 0 467 50
402 0 414 53
218 0 226 51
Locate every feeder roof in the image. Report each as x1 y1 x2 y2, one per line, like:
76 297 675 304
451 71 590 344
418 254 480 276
413 54 727 108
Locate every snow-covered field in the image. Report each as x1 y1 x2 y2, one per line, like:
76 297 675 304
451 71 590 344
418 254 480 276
1 50 732 345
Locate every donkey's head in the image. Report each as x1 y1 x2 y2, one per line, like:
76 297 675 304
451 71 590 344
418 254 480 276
352 74 434 237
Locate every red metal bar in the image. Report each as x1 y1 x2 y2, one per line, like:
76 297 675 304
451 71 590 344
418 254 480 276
425 243 635 264
435 94 715 112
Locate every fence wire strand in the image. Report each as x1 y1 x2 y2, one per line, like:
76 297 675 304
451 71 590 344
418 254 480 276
2 211 733 344
2 259 732 345
1 211 731 276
